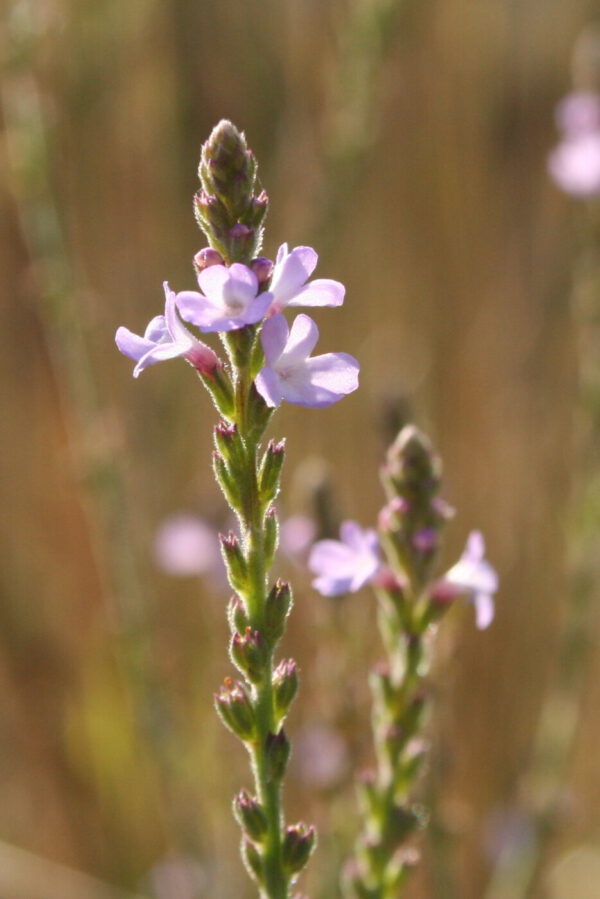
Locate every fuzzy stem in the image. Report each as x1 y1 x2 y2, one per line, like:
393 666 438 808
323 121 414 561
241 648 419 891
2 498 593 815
223 328 289 899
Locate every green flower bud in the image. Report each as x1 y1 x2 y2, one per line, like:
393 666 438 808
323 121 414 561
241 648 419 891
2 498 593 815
213 452 242 511
227 595 250 635
265 729 290 783
282 823 316 875
272 658 299 723
219 531 247 593
214 678 256 742
241 837 263 885
258 439 286 506
230 627 269 684
233 790 268 843
264 507 279 568
214 421 245 469
264 580 293 646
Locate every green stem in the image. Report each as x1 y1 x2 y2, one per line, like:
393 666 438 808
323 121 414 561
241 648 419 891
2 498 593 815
230 333 288 899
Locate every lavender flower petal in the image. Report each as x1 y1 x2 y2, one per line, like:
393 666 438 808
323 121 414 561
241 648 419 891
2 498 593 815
269 243 345 312
255 313 359 409
309 521 381 596
177 263 272 332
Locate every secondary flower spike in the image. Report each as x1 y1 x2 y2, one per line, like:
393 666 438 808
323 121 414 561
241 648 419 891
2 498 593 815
115 282 219 377
438 530 498 629
309 521 381 596
176 263 272 332
268 243 345 314
255 313 359 408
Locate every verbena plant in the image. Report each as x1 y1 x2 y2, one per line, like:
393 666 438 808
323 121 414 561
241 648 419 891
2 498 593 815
116 121 496 898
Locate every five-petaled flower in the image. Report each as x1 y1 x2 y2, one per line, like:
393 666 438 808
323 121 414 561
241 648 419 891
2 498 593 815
254 313 360 409
308 521 381 596
436 530 498 629
268 244 345 314
176 263 273 332
115 282 219 377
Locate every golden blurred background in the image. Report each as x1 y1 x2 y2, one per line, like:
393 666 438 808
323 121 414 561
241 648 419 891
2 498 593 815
2 0 600 896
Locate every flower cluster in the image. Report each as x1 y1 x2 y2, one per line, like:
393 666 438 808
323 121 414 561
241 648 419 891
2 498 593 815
116 240 359 409
307 425 499 897
548 91 600 197
309 521 498 629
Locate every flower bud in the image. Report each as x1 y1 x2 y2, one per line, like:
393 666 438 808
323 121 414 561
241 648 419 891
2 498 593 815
230 627 268 684
241 837 263 884
265 729 290 783
214 678 256 741
264 507 279 568
272 658 299 723
264 580 293 646
193 247 224 273
259 439 286 506
200 361 234 419
214 421 245 470
219 531 247 592
282 823 316 875
227 595 250 634
213 452 242 511
250 256 274 285
233 790 268 843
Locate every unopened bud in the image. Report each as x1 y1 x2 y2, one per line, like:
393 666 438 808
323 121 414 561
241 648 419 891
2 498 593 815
213 452 242 511
272 658 299 722
230 627 268 684
214 677 256 741
219 531 247 592
282 823 316 875
233 790 268 842
250 256 274 285
242 837 263 884
264 580 293 645
227 595 250 634
193 247 224 273
265 729 290 782
264 507 279 567
259 439 286 506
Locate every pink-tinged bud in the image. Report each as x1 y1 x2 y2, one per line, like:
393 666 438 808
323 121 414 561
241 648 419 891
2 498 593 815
230 627 268 684
282 823 316 875
378 496 410 532
412 527 438 553
227 595 249 634
184 343 220 376
428 579 460 609
233 790 268 842
214 677 256 741
194 247 224 273
229 222 252 239
372 567 407 595
250 256 274 285
272 658 299 721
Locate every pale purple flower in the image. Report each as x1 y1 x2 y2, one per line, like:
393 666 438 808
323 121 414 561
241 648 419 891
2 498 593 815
555 91 600 135
176 263 272 332
154 514 223 579
268 243 345 314
548 132 600 197
279 514 317 561
255 313 359 409
309 520 381 596
440 530 498 629
116 283 218 377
